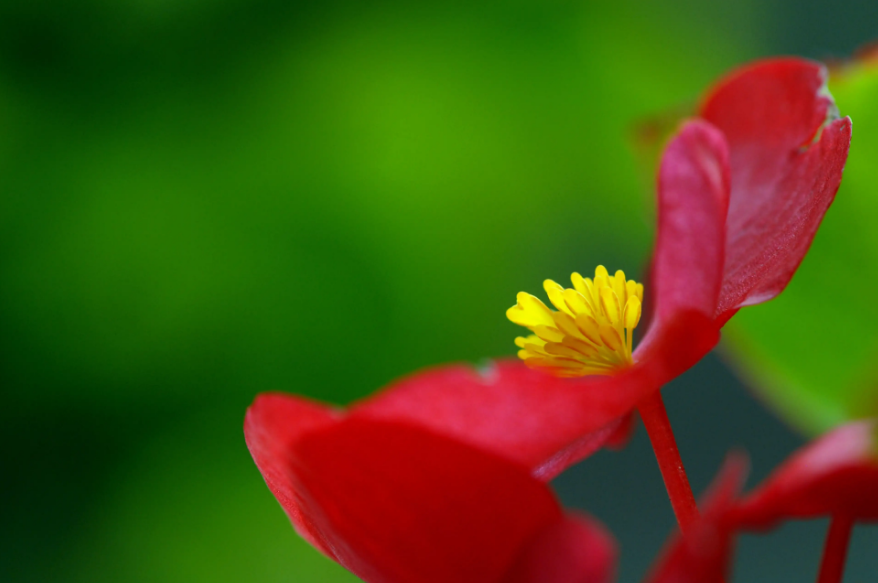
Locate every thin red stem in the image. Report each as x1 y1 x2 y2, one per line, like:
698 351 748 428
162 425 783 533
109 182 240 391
637 390 699 533
817 515 854 583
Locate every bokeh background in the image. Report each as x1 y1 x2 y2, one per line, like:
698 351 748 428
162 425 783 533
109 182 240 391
3 1 878 581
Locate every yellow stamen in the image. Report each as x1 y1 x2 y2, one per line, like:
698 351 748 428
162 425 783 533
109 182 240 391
506 266 644 377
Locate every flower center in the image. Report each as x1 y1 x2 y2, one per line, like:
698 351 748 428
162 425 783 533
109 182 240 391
506 266 643 377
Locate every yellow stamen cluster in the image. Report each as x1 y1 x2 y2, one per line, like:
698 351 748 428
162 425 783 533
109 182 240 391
506 266 643 377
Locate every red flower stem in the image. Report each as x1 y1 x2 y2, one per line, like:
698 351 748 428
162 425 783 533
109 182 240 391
816 514 854 583
637 390 699 533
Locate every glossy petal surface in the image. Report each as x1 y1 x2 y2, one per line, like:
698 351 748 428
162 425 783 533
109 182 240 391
700 58 852 321
734 420 878 527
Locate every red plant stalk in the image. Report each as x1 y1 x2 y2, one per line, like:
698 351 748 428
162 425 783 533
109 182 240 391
637 390 699 532
816 515 854 583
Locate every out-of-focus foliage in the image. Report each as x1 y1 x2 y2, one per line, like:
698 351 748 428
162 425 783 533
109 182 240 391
0 2 747 409
0 1 756 581
63 404 360 583
724 55 878 435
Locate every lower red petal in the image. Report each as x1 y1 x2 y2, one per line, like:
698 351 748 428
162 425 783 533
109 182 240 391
503 513 616 583
244 393 342 556
289 418 579 583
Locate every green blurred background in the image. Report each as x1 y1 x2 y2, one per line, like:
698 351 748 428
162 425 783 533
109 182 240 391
2 1 877 581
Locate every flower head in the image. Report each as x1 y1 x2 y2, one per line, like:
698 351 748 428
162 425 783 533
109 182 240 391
344 58 853 484
511 58 852 383
493 58 852 473
245 57 853 582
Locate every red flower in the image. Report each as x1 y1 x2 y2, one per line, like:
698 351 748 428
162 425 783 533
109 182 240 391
245 57 851 581
500 56 852 472
647 420 878 583
245 394 616 583
299 58 852 488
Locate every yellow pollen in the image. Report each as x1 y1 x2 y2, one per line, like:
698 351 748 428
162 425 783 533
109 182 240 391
506 266 643 377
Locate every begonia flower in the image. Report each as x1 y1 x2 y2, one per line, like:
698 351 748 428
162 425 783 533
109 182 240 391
245 56 852 580
508 56 852 382
316 60 851 490
245 394 617 583
647 420 878 583
335 58 851 529
501 57 851 527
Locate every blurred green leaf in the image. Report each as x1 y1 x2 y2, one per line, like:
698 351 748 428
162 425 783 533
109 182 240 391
0 2 743 408
0 2 756 582
62 404 361 583
724 58 878 434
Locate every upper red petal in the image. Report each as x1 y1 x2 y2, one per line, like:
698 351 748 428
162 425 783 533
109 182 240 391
243 392 342 556
649 119 729 327
699 58 853 322
502 513 616 583
733 419 878 527
630 119 729 388
286 417 614 583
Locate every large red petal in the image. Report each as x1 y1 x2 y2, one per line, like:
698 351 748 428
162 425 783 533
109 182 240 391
645 454 748 583
244 393 342 556
734 420 878 528
354 309 718 481
288 417 610 583
503 514 616 583
649 119 730 328
700 58 853 321
629 119 729 390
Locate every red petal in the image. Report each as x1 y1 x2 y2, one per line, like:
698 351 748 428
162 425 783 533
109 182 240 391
354 309 719 481
352 360 624 480
734 420 878 528
503 513 617 583
288 417 611 583
699 58 853 321
243 393 342 556
627 119 729 401
649 119 730 328
646 454 748 583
